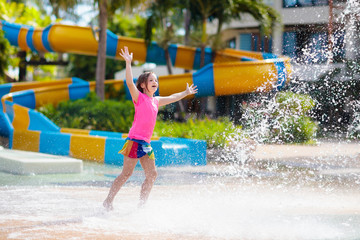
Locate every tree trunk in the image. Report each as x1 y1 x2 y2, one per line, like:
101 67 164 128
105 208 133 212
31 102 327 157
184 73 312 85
200 17 207 68
5 73 15 83
18 51 27 81
164 48 173 75
184 8 191 74
184 8 191 47
198 17 207 117
95 0 108 101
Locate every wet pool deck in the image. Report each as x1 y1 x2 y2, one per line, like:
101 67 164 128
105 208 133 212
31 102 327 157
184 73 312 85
1 141 360 240
254 141 360 174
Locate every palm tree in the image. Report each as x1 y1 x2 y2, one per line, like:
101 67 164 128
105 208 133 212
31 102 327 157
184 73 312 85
182 0 191 48
32 0 81 65
31 0 80 21
30 0 143 100
190 0 220 68
186 0 280 117
229 0 280 37
144 0 181 75
0 30 10 82
190 0 280 67
94 0 144 100
95 0 108 100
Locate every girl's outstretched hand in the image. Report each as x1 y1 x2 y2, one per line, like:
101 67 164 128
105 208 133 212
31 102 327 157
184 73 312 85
119 46 133 63
186 83 198 95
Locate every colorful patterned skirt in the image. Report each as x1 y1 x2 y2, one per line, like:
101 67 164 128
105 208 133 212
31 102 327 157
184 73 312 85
119 138 155 160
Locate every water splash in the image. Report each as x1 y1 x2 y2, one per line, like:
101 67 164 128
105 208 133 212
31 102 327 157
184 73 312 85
347 100 360 138
2 184 360 240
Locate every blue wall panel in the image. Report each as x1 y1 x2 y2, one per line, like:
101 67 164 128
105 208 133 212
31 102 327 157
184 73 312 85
42 24 54 52
106 30 118 57
26 27 37 52
1 21 20 47
0 112 13 137
146 43 167 65
192 64 215 97
11 90 36 109
193 47 213 70
28 109 60 132
168 44 178 66
40 131 71 156
68 83 90 100
240 33 252 51
104 137 126 165
274 60 287 90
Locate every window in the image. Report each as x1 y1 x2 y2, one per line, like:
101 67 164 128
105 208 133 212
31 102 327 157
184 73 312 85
283 32 297 58
240 33 252 51
304 32 328 63
298 0 313 7
227 38 236 49
240 33 272 52
332 29 345 62
283 0 328 8
282 29 345 63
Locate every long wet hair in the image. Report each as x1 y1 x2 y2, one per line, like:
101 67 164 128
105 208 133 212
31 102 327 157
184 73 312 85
136 72 155 93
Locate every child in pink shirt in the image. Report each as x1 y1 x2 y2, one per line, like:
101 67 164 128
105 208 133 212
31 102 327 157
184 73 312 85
103 46 198 210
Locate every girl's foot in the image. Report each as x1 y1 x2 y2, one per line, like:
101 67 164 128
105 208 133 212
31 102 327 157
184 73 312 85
103 199 114 211
137 199 146 209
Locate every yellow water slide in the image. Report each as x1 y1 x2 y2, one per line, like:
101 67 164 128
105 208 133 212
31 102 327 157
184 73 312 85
1 20 291 97
0 20 291 166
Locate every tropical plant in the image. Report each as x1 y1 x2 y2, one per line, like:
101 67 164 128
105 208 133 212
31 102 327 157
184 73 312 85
189 0 280 66
0 30 10 82
109 12 146 38
38 92 135 132
348 105 360 139
181 0 191 48
67 12 146 81
93 0 144 101
31 0 82 65
29 0 80 21
39 91 244 148
241 91 318 144
155 117 244 148
67 54 125 81
212 0 280 50
144 0 183 74
189 0 219 68
0 0 52 26
228 0 280 36
306 65 360 135
0 0 53 82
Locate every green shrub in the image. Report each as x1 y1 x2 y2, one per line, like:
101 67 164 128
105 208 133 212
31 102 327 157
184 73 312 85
39 94 245 148
348 111 360 139
39 90 318 145
38 92 134 132
275 115 318 143
275 91 315 115
154 117 245 148
0 30 10 82
242 91 318 144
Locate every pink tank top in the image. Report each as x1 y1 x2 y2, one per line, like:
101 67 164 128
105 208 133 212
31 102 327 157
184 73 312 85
128 91 159 143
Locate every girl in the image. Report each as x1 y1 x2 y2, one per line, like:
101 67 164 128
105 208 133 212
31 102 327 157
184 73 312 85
103 46 198 210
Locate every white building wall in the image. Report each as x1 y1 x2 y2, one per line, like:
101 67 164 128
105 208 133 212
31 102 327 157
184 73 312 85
206 1 357 82
210 2 333 55
282 6 329 25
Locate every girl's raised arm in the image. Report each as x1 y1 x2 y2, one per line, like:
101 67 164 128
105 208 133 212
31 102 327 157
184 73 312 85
156 83 198 107
120 46 139 103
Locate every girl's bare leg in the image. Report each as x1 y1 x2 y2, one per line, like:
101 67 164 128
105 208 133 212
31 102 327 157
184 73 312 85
103 156 138 211
138 155 158 206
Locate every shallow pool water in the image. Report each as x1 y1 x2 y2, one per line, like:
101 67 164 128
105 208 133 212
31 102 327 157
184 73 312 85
1 160 360 240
